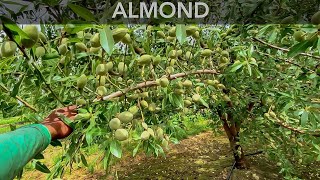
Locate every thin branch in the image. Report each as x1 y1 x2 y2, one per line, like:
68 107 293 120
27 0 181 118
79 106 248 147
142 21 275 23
93 69 218 102
270 117 320 137
0 84 38 112
257 51 317 73
253 37 320 60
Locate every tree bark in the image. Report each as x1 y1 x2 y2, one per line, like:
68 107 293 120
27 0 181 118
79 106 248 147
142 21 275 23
218 104 248 169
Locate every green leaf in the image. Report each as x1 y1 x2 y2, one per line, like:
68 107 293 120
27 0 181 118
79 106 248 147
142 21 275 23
80 154 88 167
1 17 29 38
301 111 309 126
10 74 25 97
50 140 62 147
230 61 243 72
133 142 141 157
246 61 252 76
35 161 50 173
176 24 187 44
110 140 122 158
68 4 96 22
100 26 115 55
34 153 44 160
288 41 312 58
42 53 60 60
199 98 209 108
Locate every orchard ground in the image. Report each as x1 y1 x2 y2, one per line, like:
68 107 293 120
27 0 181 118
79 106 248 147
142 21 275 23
2 119 314 180
1 116 319 179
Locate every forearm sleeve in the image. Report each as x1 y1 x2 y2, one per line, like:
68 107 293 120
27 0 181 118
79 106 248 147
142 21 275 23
0 124 51 180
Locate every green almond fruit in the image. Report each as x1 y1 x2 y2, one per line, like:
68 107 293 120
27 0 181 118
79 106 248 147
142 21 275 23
269 111 277 118
129 105 139 115
76 98 86 106
147 128 155 137
1 41 17 57
185 51 193 60
90 33 101 47
96 86 107 96
141 131 150 140
139 92 149 98
221 50 229 57
159 77 169 87
168 50 177 58
75 42 87 52
156 128 164 140
217 84 226 90
140 100 149 108
115 129 129 141
161 139 169 149
35 47 45 58
230 87 237 93
118 62 127 75
157 31 166 38
182 80 193 88
184 100 192 107
77 74 87 89
186 26 199 36
223 95 231 102
112 28 128 43
201 49 212 57
99 76 107 86
138 54 152 65
38 32 47 44
106 62 113 72
96 64 108 76
60 38 69 45
74 113 92 121
148 103 157 112
58 44 68 55
177 50 183 57
89 47 100 54
166 66 174 74
192 31 200 39
166 36 176 42
153 55 161 65
168 27 176 37
21 25 39 48
206 80 215 86
121 33 132 44
293 31 305 42
118 111 133 123
192 94 201 102
109 118 121 130
76 31 84 38
174 89 185 95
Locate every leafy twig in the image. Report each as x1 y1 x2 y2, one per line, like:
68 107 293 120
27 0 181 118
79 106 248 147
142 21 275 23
2 25 65 106
253 37 320 60
0 84 38 112
269 116 320 137
94 69 218 102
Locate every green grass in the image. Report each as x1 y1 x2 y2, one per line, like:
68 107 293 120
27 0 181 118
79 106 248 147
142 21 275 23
0 116 29 134
0 116 23 125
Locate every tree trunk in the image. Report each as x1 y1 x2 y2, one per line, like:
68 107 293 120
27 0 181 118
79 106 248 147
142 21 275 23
219 109 248 169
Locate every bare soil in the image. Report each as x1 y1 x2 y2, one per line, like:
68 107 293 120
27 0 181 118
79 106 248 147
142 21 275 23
25 131 318 180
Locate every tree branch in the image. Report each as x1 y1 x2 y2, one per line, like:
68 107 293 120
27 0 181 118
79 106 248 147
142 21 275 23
93 69 218 102
0 84 38 112
270 117 320 137
253 37 320 60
